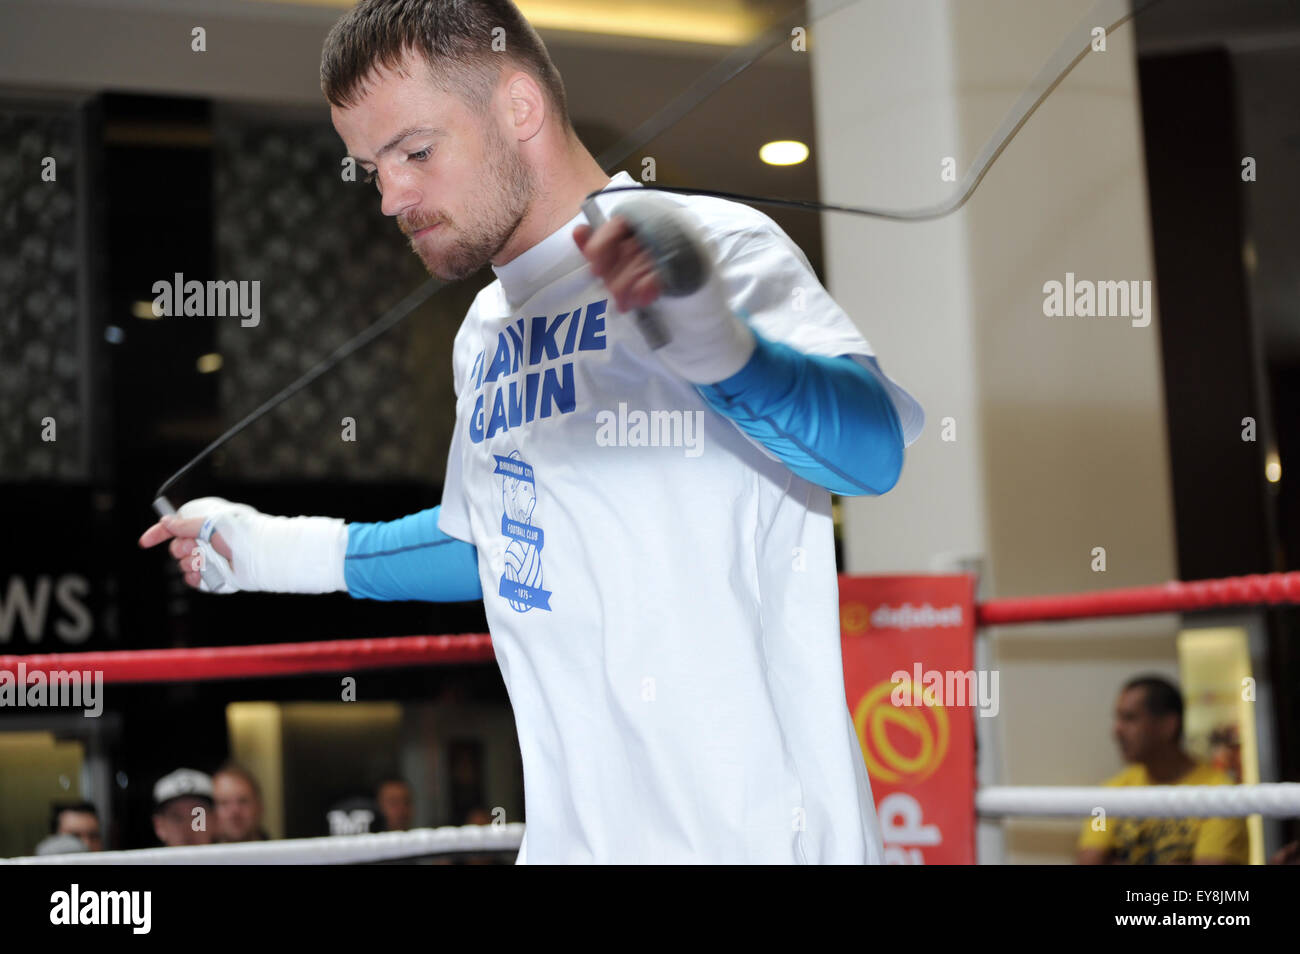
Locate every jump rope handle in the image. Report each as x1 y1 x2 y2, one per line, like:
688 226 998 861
152 495 229 592
581 197 671 351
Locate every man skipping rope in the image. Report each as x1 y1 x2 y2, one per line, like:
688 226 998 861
139 0 924 864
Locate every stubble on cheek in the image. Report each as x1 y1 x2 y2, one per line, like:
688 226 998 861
409 223 464 281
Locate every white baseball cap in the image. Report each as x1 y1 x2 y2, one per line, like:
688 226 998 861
153 768 214 808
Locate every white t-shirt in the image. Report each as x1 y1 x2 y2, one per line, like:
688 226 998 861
438 170 924 863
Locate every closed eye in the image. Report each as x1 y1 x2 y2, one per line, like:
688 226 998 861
359 146 432 188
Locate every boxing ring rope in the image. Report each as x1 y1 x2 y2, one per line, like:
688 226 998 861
976 570 1300 625
4 568 1299 863
976 785 1300 818
1 824 525 865
4 570 1297 683
0 633 494 683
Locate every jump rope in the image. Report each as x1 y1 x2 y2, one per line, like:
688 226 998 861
152 0 1165 588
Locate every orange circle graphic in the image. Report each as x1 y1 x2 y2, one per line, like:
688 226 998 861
853 678 949 784
840 602 870 635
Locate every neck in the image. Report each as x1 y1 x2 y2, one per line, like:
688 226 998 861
493 135 613 267
1142 747 1194 783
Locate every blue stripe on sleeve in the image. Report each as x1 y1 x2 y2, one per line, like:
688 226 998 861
694 329 905 496
344 506 483 602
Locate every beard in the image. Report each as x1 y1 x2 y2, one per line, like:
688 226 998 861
401 120 533 282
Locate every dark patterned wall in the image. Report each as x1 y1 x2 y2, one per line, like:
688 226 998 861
211 109 477 485
0 104 86 480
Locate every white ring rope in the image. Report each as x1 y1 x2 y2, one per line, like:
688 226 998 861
10 785 1295 862
2 823 525 865
976 783 1300 819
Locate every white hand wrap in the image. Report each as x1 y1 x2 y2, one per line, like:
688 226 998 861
176 496 349 595
651 267 757 385
621 203 756 385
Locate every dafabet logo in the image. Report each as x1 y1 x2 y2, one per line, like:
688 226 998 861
854 678 950 785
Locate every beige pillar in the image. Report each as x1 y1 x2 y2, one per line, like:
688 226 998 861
811 0 1179 863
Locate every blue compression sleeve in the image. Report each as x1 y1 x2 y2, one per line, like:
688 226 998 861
344 506 483 602
695 329 905 496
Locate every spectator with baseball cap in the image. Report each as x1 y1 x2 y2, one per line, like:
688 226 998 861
152 768 214 847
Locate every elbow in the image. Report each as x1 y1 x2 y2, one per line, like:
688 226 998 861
827 445 902 497
846 368 907 497
873 437 905 495
841 417 905 497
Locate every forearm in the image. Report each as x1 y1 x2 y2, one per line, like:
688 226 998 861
344 506 483 602
695 329 906 496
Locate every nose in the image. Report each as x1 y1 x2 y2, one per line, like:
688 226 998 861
379 158 426 218
379 184 418 218
380 167 422 219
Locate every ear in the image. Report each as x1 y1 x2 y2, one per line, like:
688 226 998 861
1161 712 1180 744
504 70 546 141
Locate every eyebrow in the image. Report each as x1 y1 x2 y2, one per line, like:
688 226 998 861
351 125 445 165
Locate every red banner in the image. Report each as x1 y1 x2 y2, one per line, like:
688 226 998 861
839 574 978 864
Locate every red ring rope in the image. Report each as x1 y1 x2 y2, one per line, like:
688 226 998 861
976 570 1300 625
0 634 493 684
4 571 1299 683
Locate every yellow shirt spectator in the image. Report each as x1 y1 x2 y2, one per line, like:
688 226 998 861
1076 761 1248 864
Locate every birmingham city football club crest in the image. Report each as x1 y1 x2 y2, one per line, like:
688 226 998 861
494 451 551 613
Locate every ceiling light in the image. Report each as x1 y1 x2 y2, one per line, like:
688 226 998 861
760 140 809 167
250 0 758 45
1265 450 1281 484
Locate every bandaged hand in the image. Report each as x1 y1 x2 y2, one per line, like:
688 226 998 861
574 201 756 385
137 496 348 595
